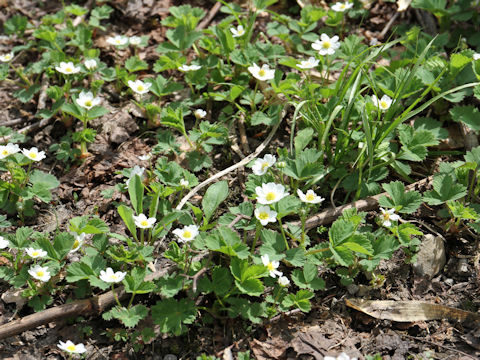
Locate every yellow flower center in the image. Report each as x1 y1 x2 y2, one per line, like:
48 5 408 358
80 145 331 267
238 29 244 35
67 345 76 352
258 69 266 77
265 192 276 201
85 100 92 107
322 41 331 49
116 40 122 44
383 213 390 221
261 162 269 170
340 4 346 8
65 67 72 73
140 220 149 227
380 101 388 109
137 85 144 92
258 211 269 220
110 274 117 280
183 230 192 239
267 263 275 271
36 271 44 277
2 150 8 155
32 251 39 256
29 152 37 159
306 193 315 201
73 240 80 248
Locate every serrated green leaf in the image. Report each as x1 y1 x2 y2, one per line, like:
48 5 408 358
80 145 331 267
152 298 197 335
107 305 148 328
378 181 422 214
450 105 480 131
125 56 148 72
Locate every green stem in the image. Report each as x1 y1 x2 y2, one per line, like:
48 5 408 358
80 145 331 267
251 222 262 253
127 293 136 309
111 284 122 307
140 229 144 246
277 218 289 250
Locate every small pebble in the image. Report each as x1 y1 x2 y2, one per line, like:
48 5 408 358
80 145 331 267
457 258 469 275
444 278 454 287
164 355 177 360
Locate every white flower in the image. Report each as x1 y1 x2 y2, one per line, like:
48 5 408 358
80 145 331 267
180 178 189 187
84 58 97 70
194 109 207 119
261 254 282 278
106 35 128 46
172 225 199 243
248 63 275 81
372 94 393 111
324 353 357 360
133 213 156 229
99 267 127 283
26 247 48 258
129 36 142 46
297 189 325 204
331 1 354 11
252 154 276 176
70 232 86 253
0 236 9 249
255 182 289 205
126 165 145 186
230 25 245 37
297 57 320 69
0 143 20 159
0 52 14 62
312 34 341 56
276 161 286 169
380 207 401 227
178 64 201 72
21 147 46 162
58 340 87 354
474 53 480 61
28 265 51 282
55 61 81 75
128 79 151 95
278 276 290 287
76 91 101 110
138 153 152 161
254 205 277 226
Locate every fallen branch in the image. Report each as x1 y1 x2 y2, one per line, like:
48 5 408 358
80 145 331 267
291 175 433 230
196 2 221 31
0 253 206 340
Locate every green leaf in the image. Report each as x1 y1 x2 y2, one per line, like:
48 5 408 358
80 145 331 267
450 53 472 78
86 106 109 120
285 247 306 267
125 56 149 72
202 181 228 223
343 234 373 255
13 84 41 103
378 181 422 214
251 111 275 126
117 205 138 240
29 170 59 189
212 267 232 296
329 219 354 246
273 195 302 219
152 298 197 336
294 127 314 155
283 290 314 312
396 223 422 246
447 201 479 221
105 305 148 328
398 126 438 162
235 278 264 296
128 174 144 215
423 174 467 205
156 273 184 298
450 105 480 131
